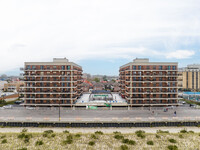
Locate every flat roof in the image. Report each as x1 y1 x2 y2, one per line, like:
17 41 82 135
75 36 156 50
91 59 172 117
25 58 82 68
120 58 178 69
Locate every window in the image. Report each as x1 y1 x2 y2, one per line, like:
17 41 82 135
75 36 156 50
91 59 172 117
153 66 156 70
67 66 70 70
53 66 57 70
133 66 136 70
168 66 171 70
47 66 50 70
32 65 36 70
61 77 65 81
62 66 65 70
133 71 136 75
27 65 31 70
159 66 162 70
138 66 141 70
172 66 176 70
159 77 162 81
61 83 65 87
146 66 150 70
40 65 44 70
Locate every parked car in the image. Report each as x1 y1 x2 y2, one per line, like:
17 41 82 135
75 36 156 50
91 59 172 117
15 100 24 104
3 105 13 109
26 107 35 110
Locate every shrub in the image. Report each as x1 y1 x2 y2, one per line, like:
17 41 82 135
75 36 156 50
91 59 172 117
122 139 129 144
0 135 6 139
21 128 28 133
168 139 177 143
135 131 145 139
62 139 73 144
1 139 7 144
179 134 183 138
114 134 124 140
95 131 103 135
113 131 121 134
156 134 160 138
67 134 73 140
91 134 98 139
35 140 43 146
147 141 154 145
63 130 69 134
43 133 48 137
24 138 29 143
180 129 187 133
44 130 53 134
128 140 136 145
167 145 178 150
75 134 81 138
189 131 194 133
18 133 25 139
24 134 32 139
157 130 169 133
120 145 128 150
135 130 145 134
88 141 95 146
17 148 27 150
51 133 56 137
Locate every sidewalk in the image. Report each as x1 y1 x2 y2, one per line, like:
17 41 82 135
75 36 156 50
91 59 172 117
0 127 200 133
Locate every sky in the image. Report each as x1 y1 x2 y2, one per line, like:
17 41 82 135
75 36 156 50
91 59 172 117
0 0 200 76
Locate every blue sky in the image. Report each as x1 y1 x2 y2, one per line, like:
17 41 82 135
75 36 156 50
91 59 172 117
0 0 200 76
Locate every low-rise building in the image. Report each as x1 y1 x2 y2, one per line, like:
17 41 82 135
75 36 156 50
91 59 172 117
4 81 24 92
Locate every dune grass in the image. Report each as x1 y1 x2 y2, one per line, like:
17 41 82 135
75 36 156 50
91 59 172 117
0 130 200 150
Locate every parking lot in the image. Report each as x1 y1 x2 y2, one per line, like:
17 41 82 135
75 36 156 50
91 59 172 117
0 104 200 122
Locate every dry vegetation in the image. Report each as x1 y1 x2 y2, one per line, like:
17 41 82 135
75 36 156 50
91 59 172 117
0 129 200 150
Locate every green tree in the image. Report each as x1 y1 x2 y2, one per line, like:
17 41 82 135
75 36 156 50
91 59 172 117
94 78 100 82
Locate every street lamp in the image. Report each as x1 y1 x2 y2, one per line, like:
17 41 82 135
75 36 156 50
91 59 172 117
146 91 151 111
59 96 61 121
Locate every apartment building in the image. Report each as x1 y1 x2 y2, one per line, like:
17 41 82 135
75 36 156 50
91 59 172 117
119 58 178 106
179 64 200 91
4 81 24 92
21 58 83 106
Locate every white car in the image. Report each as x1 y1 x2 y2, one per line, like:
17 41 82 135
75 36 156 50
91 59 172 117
26 107 35 110
3 105 13 109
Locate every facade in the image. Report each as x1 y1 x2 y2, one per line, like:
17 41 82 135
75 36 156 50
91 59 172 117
21 58 83 106
119 58 178 106
179 64 200 91
4 81 24 92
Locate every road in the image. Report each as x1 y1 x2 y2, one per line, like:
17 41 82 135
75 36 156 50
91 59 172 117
0 104 200 122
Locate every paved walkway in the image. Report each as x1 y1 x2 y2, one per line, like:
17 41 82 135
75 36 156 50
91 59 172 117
0 127 200 133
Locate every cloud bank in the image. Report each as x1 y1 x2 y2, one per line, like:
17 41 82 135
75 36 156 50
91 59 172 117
0 0 199 74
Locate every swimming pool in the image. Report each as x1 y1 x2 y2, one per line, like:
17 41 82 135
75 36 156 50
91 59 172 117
183 92 200 95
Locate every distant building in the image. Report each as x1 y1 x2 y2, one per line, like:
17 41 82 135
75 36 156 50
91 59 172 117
21 58 83 106
82 82 90 92
112 83 120 92
119 58 178 106
179 64 200 91
0 81 7 90
93 83 104 91
4 81 24 92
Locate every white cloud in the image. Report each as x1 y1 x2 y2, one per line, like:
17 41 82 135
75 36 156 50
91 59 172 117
165 50 195 59
0 0 200 74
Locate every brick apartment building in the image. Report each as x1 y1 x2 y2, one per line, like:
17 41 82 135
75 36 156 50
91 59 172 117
119 58 178 106
21 58 83 106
